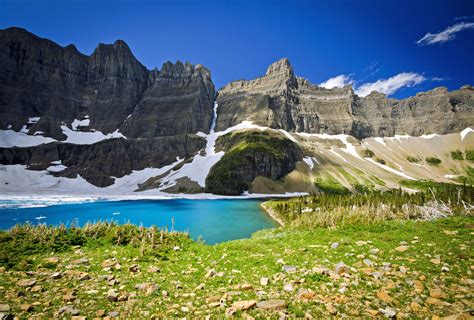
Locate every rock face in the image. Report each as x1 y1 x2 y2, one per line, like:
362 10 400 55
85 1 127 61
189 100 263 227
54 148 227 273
205 130 303 195
0 27 214 139
217 58 474 139
0 28 473 193
0 27 213 187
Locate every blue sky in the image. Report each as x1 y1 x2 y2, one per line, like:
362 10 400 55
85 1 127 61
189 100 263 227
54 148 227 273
1 0 473 98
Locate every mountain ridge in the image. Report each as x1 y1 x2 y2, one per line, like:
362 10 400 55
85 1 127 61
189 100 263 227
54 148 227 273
0 28 473 195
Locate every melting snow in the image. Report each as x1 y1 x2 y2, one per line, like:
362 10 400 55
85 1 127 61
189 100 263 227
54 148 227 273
61 126 126 145
461 127 473 140
296 132 362 160
159 103 271 188
302 156 315 169
47 164 67 172
374 137 386 146
366 158 416 180
71 118 91 130
28 117 40 124
0 130 57 147
420 133 439 139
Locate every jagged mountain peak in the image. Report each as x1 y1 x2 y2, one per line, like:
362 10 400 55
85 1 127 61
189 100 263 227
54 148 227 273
266 58 294 77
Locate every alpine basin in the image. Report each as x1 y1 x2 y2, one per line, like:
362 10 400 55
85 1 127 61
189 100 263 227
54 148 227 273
0 199 278 244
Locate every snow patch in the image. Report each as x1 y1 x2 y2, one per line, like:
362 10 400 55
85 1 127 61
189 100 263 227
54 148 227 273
461 127 473 140
28 117 40 124
61 126 126 145
71 118 90 130
366 158 416 180
420 133 439 139
374 137 386 146
302 156 315 169
0 130 57 147
47 164 67 172
296 132 362 160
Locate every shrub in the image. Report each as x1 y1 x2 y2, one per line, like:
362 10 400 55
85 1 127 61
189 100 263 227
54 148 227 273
406 156 420 163
376 158 386 165
450 150 464 160
466 150 474 162
426 157 442 165
362 149 375 158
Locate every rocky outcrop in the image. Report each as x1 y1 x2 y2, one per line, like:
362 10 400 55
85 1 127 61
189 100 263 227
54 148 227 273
0 135 205 187
0 27 215 139
205 130 303 195
216 58 474 139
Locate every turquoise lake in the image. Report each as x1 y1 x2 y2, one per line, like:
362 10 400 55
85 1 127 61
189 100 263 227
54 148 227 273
0 199 278 244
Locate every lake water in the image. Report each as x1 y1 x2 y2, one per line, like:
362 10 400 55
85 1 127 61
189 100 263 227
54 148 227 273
0 199 278 244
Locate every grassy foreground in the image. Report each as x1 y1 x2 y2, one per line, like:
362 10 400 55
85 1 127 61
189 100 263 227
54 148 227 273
0 216 473 319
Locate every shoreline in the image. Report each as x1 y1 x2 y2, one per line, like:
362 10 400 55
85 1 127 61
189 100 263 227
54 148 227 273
260 201 285 227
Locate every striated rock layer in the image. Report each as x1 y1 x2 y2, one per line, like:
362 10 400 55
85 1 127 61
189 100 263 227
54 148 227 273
0 27 215 139
216 58 474 139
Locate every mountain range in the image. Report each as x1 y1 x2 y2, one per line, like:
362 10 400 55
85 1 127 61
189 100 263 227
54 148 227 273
0 27 473 196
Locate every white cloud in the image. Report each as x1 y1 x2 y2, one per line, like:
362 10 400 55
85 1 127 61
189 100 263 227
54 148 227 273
319 74 354 89
417 22 474 45
354 72 426 97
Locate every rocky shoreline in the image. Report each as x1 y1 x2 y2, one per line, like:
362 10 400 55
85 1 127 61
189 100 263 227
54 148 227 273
260 202 285 227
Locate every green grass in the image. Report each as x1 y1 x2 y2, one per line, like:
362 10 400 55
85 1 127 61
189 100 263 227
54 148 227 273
455 166 474 185
426 157 442 165
0 217 472 318
314 176 350 195
268 181 473 228
450 150 464 160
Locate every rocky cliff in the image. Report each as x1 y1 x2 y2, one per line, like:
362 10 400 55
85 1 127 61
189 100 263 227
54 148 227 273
0 27 215 139
217 58 474 139
0 28 473 195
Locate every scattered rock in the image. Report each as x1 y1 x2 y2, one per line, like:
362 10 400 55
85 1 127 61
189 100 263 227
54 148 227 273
77 272 90 281
363 259 373 266
195 283 205 290
107 290 119 302
429 288 446 299
377 290 392 302
283 283 294 292
395 245 408 252
108 311 119 317
71 258 89 265
369 248 380 255
430 258 441 265
283 265 297 273
129 264 140 273
331 242 340 249
17 278 36 287
44 256 59 265
50 272 62 279
148 266 160 273
241 284 253 290
232 300 257 311
205 269 216 278
58 305 79 316
327 303 337 315
225 307 236 317
20 304 33 312
335 262 348 275
379 307 396 318
260 277 269 286
256 300 287 310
